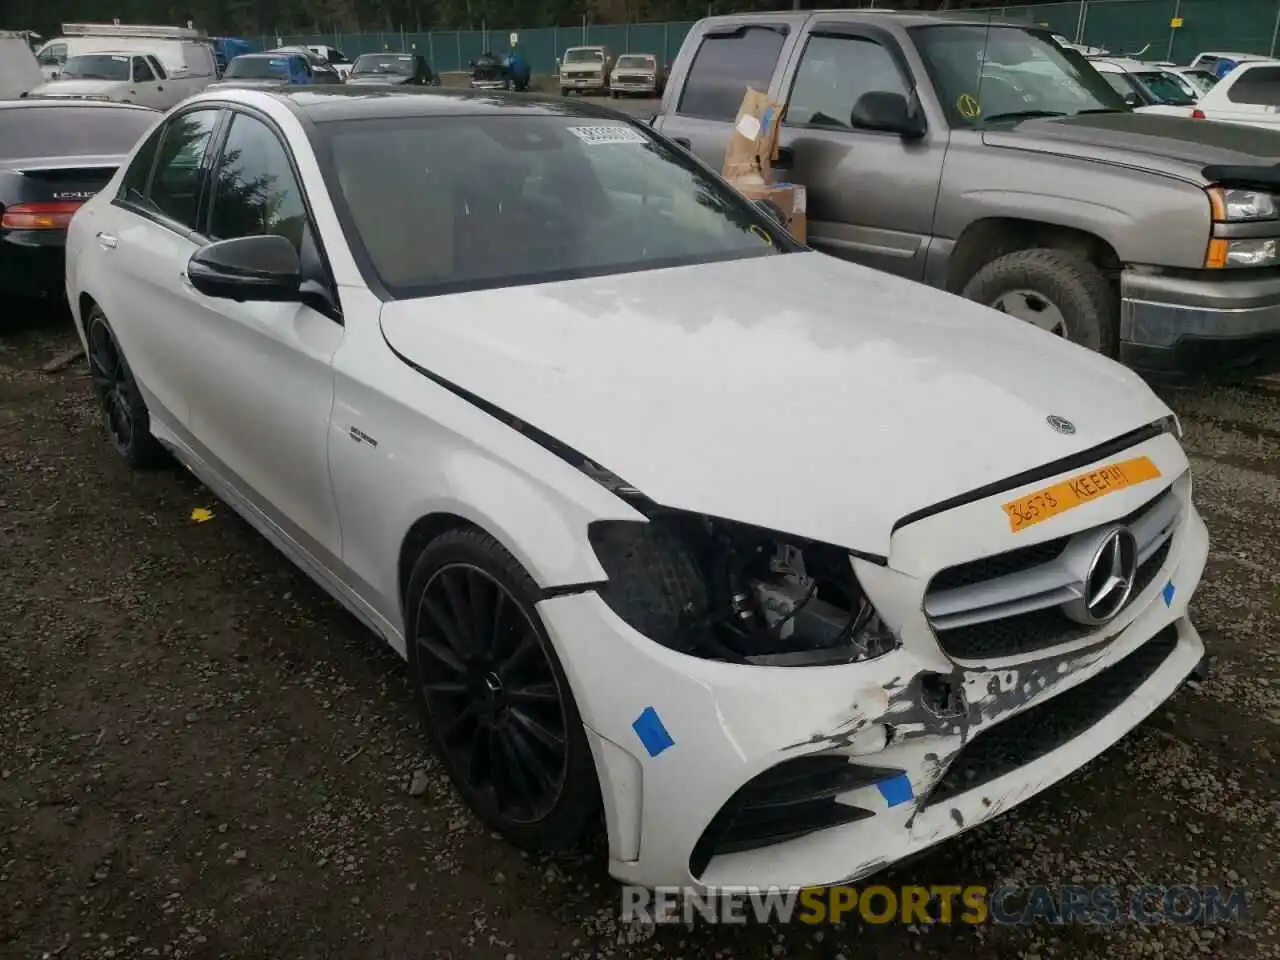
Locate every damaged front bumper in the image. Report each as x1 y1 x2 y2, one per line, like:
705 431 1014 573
536 431 1210 891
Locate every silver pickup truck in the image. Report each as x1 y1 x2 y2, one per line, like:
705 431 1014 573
653 10 1280 379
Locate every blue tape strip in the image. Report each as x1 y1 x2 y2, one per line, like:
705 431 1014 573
632 706 674 758
1162 580 1176 608
876 773 914 808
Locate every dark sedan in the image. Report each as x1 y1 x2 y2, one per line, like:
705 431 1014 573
0 99 157 304
346 52 439 86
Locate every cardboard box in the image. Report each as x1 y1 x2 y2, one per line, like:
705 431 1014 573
723 87 785 182
735 180 806 244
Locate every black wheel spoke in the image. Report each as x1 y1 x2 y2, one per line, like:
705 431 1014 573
467 723 489 787
420 595 470 659
442 703 477 743
422 680 467 697
440 571 474 647
495 728 539 812
499 633 539 682
510 706 565 755
507 682 558 704
489 588 509 657
416 633 466 674
504 724 555 796
465 569 492 652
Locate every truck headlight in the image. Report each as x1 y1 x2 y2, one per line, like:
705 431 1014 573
1207 186 1277 221
1206 237 1280 268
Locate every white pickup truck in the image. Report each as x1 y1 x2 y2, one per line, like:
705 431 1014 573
24 50 212 109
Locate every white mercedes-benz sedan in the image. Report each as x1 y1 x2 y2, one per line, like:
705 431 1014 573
64 86 1210 893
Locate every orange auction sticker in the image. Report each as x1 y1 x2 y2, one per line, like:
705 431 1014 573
1001 456 1162 532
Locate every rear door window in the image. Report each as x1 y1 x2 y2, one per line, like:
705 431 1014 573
145 108 220 229
676 25 787 121
1226 66 1280 105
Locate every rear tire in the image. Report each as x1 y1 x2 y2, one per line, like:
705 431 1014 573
560 87 570 97
961 248 1116 356
405 528 600 852
85 307 167 469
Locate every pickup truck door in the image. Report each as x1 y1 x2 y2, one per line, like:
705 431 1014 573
653 21 797 167
129 56 167 108
773 22 947 281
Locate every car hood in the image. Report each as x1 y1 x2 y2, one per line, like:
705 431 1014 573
984 110 1280 181
26 78 124 97
208 78 291 89
346 74 413 85
379 253 1170 557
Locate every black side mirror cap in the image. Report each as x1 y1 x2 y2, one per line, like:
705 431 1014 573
187 234 301 303
850 91 925 139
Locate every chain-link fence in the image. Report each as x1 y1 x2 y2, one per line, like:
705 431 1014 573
252 0 1280 74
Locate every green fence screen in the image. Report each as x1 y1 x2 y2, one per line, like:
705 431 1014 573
252 1 1280 75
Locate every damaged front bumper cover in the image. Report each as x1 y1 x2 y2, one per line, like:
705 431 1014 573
535 504 1210 892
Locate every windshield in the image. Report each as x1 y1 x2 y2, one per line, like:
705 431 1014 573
0 106 156 160
616 55 654 70
320 115 793 297
564 49 603 63
225 56 291 79
1132 69 1197 105
911 25 1127 126
60 54 131 81
1184 69 1219 92
352 54 415 76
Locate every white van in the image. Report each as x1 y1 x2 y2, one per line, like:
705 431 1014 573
34 23 216 83
0 31 44 97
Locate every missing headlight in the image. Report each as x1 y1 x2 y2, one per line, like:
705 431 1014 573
588 514 898 666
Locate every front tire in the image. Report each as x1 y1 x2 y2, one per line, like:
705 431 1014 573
961 248 1116 355
405 528 599 852
85 307 166 469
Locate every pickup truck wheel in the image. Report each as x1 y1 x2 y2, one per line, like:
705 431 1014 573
560 87 570 97
961 248 1116 355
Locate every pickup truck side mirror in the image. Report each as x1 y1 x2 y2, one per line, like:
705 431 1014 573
1122 91 1141 107
468 59 475 67
851 91 925 139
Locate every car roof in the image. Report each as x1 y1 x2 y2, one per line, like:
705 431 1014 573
696 9 1030 28
0 98 156 112
216 86 645 123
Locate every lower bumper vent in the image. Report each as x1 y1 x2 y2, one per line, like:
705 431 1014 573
689 756 892 878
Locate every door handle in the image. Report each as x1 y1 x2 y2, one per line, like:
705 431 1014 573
96 232 117 249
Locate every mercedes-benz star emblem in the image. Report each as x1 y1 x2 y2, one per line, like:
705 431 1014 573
1046 414 1076 435
1080 528 1138 625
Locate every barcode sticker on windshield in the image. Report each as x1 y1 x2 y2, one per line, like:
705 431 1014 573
567 125 648 145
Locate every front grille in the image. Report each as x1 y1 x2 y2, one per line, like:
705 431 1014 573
922 625 1178 806
689 755 888 878
935 536 1172 659
926 484 1181 661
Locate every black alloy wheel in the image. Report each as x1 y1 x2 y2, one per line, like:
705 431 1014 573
405 528 599 850
417 561 569 823
86 309 165 468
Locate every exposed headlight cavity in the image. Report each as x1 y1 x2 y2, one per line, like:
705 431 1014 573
588 514 900 667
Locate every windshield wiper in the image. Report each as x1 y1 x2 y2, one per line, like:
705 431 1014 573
981 109 1068 123
1076 107 1130 114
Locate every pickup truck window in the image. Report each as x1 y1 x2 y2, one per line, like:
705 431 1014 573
911 25 1126 126
61 54 131 82
677 26 786 121
37 43 66 66
1227 66 1280 105
786 35 910 128
133 57 156 82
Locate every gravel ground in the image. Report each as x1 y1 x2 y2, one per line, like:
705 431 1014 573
1 309 1278 960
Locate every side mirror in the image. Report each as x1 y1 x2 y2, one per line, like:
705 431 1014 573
468 59 475 67
850 91 924 138
1123 91 1141 107
187 235 301 302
